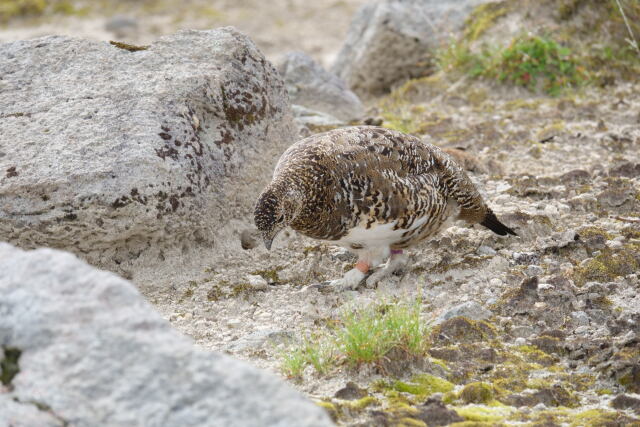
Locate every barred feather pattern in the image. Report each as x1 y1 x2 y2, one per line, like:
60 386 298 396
258 126 491 250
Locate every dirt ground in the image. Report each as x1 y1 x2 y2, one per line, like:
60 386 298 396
0 0 368 66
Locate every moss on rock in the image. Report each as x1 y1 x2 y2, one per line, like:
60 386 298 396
459 382 495 404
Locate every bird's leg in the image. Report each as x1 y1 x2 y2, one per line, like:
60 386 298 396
328 260 369 291
365 249 409 287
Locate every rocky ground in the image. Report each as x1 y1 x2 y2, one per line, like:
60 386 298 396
2 0 640 426
141 75 640 425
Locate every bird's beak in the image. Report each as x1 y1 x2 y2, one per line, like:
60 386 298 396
263 237 273 251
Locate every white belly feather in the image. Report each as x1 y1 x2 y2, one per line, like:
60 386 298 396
333 217 429 250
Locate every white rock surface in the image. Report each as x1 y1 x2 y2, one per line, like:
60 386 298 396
279 51 363 122
0 243 331 427
332 0 487 96
0 394 64 427
0 29 295 272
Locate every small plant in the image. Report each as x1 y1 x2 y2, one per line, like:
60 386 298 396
281 347 307 378
492 35 585 95
280 298 430 376
436 35 586 95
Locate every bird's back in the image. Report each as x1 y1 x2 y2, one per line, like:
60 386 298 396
273 126 489 245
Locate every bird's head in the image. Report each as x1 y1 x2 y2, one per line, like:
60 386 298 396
254 184 302 250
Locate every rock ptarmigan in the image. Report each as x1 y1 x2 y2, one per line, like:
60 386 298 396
254 126 516 290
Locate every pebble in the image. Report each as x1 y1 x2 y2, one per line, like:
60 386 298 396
477 245 497 256
606 240 623 249
526 265 544 277
574 326 591 335
247 274 269 290
571 311 590 326
514 337 527 346
489 278 503 287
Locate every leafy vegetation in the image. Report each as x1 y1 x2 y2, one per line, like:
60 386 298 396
280 299 430 378
437 35 586 95
436 0 640 94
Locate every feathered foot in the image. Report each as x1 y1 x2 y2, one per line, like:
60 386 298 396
365 249 408 287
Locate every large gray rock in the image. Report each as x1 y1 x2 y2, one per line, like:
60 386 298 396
279 51 363 122
0 29 295 272
0 394 65 427
0 243 331 427
332 0 487 96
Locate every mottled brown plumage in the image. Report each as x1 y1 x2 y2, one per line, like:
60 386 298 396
255 126 516 289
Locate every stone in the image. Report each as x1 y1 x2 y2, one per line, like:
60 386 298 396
477 245 497 256
431 317 496 345
414 397 464 426
434 301 493 325
0 29 295 274
332 0 487 96
611 394 640 414
571 311 590 327
334 382 368 400
0 244 331 427
279 51 363 122
247 274 269 290
292 105 344 131
526 265 544 277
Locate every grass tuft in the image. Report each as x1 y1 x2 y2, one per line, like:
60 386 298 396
280 299 430 376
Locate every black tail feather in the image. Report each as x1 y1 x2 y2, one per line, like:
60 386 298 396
481 210 518 236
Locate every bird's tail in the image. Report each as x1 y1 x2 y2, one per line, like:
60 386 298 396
481 209 517 236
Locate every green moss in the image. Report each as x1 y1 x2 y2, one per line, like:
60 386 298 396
596 388 613 395
393 374 454 397
396 418 426 427
316 401 339 422
573 247 639 285
429 357 449 371
250 267 283 283
569 409 625 427
464 1 510 41
450 422 498 427
206 286 222 302
109 41 149 52
515 345 557 366
0 347 21 387
343 396 378 411
459 382 494 404
455 405 512 423
0 0 46 22
578 226 614 240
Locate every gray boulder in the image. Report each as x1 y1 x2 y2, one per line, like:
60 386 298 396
434 301 493 325
0 243 331 427
279 51 363 122
332 0 487 96
0 29 295 272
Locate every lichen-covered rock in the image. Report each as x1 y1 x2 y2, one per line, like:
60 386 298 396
332 0 487 96
279 51 363 122
0 243 331 427
0 29 295 274
434 301 493 325
431 317 496 345
414 398 464 426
